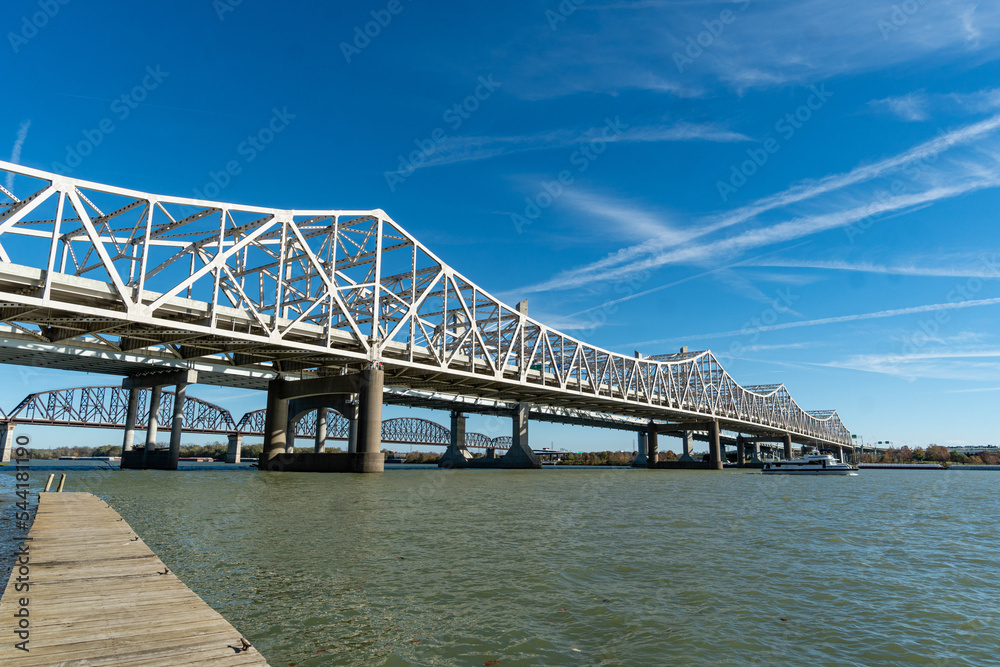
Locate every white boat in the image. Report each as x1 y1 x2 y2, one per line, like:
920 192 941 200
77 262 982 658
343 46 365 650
762 453 858 475
383 451 408 464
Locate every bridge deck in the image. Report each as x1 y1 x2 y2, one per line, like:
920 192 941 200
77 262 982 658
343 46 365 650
0 492 269 666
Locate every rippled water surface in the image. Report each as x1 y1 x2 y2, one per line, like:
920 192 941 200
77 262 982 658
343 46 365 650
6 465 1000 665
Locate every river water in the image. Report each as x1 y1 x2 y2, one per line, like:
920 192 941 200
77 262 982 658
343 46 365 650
3 464 1000 666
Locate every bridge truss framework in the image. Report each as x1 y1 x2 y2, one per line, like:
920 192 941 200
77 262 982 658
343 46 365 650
0 160 852 470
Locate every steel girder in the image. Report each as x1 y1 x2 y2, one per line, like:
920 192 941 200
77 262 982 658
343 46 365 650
0 160 851 447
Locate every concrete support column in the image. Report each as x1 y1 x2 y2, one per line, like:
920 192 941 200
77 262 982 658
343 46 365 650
314 408 327 453
261 378 289 466
708 420 722 470
451 411 466 448
0 423 15 464
736 436 745 468
646 425 658 469
346 403 359 453
226 433 243 463
750 441 762 462
679 431 694 461
142 385 163 468
356 366 384 455
440 410 472 468
500 402 541 468
783 434 793 459
285 412 299 453
168 382 186 469
122 387 139 453
513 403 528 451
632 431 647 467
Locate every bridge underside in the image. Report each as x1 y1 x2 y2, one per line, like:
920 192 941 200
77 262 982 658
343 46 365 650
0 330 849 450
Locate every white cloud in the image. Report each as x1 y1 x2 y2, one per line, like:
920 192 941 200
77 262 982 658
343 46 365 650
518 114 1000 294
508 1 1000 98
746 257 1000 279
961 6 982 45
868 86 1000 120
524 175 1000 294
5 120 30 193
626 296 1000 348
945 385 1000 393
731 341 820 354
868 91 930 121
950 87 1000 113
823 349 1000 381
400 121 748 172
558 190 686 244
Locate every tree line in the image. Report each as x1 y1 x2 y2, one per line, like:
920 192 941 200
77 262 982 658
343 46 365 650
854 445 1000 465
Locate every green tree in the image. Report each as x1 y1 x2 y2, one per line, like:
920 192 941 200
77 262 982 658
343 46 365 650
925 445 950 463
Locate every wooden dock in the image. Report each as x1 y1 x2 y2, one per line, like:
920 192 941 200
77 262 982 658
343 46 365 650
0 492 270 666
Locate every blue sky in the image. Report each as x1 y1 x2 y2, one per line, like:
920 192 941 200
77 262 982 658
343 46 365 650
3 0 1000 450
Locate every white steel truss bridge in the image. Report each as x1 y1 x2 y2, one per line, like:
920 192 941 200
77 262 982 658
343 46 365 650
0 385 505 449
0 160 851 456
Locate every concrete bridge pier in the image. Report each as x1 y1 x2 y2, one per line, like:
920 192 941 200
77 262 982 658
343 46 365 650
226 433 242 463
168 382 187 468
632 431 647 467
357 367 384 467
347 403 359 453
314 407 327 453
260 367 384 473
499 403 541 468
0 422 15 463
783 434 793 459
749 441 762 463
646 425 658 469
121 369 198 471
142 385 162 466
678 431 695 462
439 411 473 468
708 420 723 470
736 435 745 468
121 388 139 453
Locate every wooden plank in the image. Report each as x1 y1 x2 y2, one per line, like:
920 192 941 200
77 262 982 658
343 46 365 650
0 492 269 666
